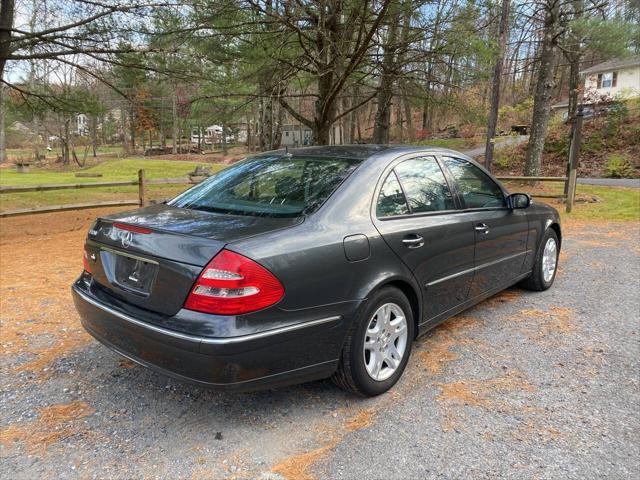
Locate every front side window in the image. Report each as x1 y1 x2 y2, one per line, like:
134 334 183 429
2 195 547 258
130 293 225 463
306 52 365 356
442 157 506 209
601 72 613 88
170 156 360 217
394 157 455 213
376 172 409 217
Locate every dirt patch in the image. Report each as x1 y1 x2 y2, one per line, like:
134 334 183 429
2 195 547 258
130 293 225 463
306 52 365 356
0 207 131 244
0 209 125 375
118 359 138 369
436 370 536 432
575 239 618 248
482 289 524 309
513 421 563 444
509 307 576 342
271 407 380 480
272 435 340 480
1 400 95 455
344 408 374 432
415 316 480 375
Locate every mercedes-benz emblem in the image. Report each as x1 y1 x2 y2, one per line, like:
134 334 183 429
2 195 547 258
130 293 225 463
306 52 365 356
120 231 133 248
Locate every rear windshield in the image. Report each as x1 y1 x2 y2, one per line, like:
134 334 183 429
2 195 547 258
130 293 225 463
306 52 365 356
169 155 361 217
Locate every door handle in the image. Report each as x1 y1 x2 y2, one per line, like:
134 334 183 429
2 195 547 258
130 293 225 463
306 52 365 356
475 223 490 234
402 234 424 248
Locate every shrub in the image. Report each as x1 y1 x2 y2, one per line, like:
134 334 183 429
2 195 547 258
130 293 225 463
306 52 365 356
605 154 634 178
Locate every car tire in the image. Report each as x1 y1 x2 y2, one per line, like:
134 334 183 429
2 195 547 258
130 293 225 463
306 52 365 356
332 286 415 397
521 228 560 291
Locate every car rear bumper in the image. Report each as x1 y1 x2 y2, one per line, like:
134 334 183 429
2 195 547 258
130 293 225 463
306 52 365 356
72 282 346 391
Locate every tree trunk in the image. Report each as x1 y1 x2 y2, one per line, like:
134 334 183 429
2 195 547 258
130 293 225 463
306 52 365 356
129 107 135 152
273 102 284 149
0 84 6 163
0 0 15 79
221 123 227 156
90 115 98 157
566 0 584 120
101 114 107 144
121 106 129 154
524 1 560 177
172 87 178 154
314 122 332 146
397 100 403 143
259 94 274 150
421 96 429 131
350 86 359 143
403 94 414 142
62 118 71 165
484 0 510 171
373 7 401 144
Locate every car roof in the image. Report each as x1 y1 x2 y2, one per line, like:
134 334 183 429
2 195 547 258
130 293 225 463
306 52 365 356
253 144 472 161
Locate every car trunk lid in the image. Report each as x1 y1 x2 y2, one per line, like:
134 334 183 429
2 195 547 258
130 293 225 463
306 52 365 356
85 204 302 316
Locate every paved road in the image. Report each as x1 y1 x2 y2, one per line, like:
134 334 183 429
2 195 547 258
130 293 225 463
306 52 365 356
1 216 639 480
577 178 640 188
462 135 528 158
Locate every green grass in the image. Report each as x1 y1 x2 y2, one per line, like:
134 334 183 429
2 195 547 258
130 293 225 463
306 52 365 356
0 158 225 211
504 181 640 222
0 185 190 210
565 185 640 222
5 145 126 162
0 158 222 186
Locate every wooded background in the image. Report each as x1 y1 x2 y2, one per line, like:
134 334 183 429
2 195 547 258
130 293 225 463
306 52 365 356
1 0 638 175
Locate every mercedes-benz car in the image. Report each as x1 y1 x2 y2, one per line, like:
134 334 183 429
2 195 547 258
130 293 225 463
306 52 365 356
72 145 561 396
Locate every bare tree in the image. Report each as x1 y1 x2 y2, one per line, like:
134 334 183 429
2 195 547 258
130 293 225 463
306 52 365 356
373 2 403 144
484 0 510 171
524 0 562 177
249 0 392 145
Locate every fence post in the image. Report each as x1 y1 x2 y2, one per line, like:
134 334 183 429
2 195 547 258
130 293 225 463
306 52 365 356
138 169 146 207
565 106 583 213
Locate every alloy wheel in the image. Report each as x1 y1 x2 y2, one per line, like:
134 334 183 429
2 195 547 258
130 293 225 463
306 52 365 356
542 237 558 283
362 302 408 381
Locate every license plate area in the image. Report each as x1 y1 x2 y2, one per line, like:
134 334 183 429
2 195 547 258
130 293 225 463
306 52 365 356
100 248 158 296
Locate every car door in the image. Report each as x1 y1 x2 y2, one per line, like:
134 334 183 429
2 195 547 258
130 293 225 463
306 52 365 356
372 156 476 323
440 156 529 298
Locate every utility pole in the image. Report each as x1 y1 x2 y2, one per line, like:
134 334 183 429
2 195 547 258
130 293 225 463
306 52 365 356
484 0 510 171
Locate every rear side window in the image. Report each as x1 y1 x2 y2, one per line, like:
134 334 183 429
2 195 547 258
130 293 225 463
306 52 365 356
169 156 360 217
394 157 455 213
377 172 409 217
442 157 506 209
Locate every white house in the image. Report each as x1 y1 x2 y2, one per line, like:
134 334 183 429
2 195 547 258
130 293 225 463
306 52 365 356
581 56 640 100
76 113 89 136
281 124 313 146
280 123 344 146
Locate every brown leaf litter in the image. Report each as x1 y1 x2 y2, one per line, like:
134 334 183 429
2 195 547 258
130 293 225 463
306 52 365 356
1 220 94 377
0 400 95 455
436 370 536 432
270 408 377 480
415 315 481 375
508 307 576 342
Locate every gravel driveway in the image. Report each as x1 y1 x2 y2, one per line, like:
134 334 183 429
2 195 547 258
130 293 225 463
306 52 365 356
1 211 638 480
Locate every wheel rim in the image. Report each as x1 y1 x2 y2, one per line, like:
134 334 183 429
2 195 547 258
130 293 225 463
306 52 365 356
362 302 408 382
542 237 558 283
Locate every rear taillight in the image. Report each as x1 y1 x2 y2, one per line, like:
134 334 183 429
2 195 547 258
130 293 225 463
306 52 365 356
184 249 284 315
83 250 92 273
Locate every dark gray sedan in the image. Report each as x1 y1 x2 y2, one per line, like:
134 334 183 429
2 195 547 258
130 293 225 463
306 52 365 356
72 145 561 396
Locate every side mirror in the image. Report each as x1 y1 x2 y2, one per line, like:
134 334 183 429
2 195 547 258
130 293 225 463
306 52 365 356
508 193 531 209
